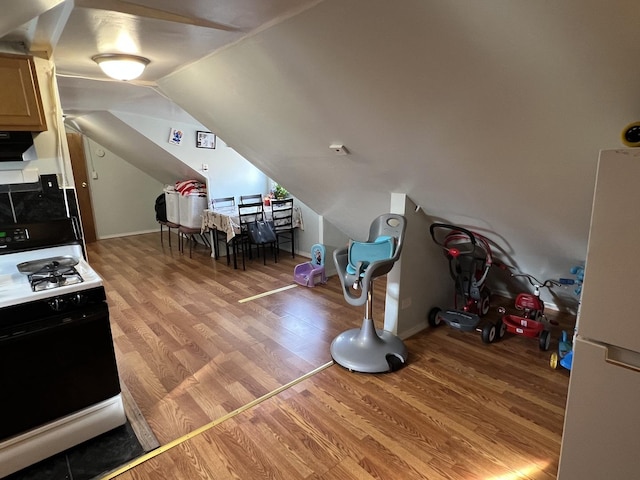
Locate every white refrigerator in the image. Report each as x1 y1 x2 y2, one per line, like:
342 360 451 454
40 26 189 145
558 148 640 478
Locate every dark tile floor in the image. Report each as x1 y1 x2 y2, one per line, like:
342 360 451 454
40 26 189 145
6 421 145 480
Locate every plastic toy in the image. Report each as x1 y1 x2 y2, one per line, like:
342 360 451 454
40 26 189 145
498 273 561 351
428 223 503 343
551 330 573 370
293 244 327 287
550 265 583 369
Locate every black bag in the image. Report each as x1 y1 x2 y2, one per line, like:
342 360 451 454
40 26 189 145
246 220 277 244
155 193 167 222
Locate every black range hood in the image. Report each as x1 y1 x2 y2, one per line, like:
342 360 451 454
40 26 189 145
0 131 36 162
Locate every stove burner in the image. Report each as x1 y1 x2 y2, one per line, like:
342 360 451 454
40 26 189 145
28 261 84 292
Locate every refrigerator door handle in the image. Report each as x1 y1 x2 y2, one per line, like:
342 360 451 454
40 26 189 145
605 344 640 373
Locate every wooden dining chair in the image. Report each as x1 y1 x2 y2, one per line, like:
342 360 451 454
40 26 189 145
211 196 236 259
239 193 262 204
270 198 295 258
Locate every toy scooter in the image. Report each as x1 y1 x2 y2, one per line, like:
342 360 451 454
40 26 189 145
550 265 583 369
428 223 503 344
498 273 560 351
550 330 573 369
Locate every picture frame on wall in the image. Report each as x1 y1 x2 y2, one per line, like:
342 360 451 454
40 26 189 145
196 131 216 149
169 127 184 145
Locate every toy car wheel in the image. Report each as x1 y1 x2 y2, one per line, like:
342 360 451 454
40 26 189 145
550 351 559 369
539 330 551 351
495 317 506 339
428 307 442 327
481 323 496 343
479 289 491 316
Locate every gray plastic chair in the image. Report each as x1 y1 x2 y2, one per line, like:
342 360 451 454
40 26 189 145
331 213 408 373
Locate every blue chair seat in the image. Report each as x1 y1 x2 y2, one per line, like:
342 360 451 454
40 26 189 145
346 236 394 277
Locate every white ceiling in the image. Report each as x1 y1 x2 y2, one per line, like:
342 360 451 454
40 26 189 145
1 0 321 119
3 0 640 308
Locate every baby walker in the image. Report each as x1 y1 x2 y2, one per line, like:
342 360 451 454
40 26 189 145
498 273 560 351
428 223 503 344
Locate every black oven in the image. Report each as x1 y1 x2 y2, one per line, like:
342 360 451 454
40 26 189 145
0 218 125 476
0 286 121 441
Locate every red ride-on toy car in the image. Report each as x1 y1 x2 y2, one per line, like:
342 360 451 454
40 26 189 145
498 273 560 351
428 223 503 344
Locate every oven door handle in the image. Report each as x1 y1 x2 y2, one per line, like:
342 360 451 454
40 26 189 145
71 216 82 242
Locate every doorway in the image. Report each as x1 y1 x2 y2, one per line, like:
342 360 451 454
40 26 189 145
67 132 97 243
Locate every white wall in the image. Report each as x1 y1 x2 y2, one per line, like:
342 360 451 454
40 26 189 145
286 195 321 259
82 136 165 239
318 214 349 277
386 194 450 338
75 112 328 244
114 112 269 202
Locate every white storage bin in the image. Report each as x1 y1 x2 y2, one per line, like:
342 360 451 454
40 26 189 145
178 193 207 228
164 187 180 224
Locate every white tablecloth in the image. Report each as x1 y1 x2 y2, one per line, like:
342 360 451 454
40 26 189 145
201 204 304 243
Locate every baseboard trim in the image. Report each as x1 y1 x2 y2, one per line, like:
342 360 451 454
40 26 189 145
98 229 157 240
120 382 159 452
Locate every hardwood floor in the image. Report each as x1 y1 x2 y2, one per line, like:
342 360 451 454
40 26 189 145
88 232 574 479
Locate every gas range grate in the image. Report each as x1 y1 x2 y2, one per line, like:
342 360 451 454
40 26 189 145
28 264 84 292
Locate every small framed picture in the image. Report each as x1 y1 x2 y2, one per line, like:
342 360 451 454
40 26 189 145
169 128 184 145
196 131 216 149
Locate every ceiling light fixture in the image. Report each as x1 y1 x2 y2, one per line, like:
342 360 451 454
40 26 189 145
92 54 150 81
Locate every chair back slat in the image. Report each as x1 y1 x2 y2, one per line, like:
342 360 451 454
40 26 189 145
240 194 263 204
238 202 264 227
212 196 235 208
270 198 293 231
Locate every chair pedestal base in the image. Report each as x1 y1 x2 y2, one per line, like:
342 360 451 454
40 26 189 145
330 317 408 373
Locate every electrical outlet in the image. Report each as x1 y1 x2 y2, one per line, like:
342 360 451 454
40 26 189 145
202 163 209 171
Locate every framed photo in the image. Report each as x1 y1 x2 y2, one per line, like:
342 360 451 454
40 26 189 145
168 127 184 145
196 131 216 149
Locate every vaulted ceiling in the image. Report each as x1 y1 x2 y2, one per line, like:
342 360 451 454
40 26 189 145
3 0 640 291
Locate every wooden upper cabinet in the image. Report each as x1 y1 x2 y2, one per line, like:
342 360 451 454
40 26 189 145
0 53 47 132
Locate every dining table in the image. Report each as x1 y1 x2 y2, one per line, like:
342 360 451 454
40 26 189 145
201 203 304 268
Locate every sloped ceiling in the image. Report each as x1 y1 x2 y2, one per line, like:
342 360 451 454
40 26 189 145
65 110 204 185
158 0 640 283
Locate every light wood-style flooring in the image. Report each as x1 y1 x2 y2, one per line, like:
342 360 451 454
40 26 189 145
87 231 574 479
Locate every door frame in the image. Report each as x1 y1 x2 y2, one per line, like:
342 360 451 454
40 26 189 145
67 132 97 243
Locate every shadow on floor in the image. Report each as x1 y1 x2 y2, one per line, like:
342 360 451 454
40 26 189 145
6 421 147 480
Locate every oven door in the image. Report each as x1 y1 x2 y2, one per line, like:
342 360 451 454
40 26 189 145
0 301 121 440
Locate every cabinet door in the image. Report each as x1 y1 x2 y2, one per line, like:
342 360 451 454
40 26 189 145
558 338 640 479
0 53 47 131
578 150 640 352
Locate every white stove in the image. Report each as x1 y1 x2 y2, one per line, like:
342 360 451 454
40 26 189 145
0 218 126 478
0 244 103 309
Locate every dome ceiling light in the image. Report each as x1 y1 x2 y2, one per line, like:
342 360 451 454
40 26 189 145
92 54 150 81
